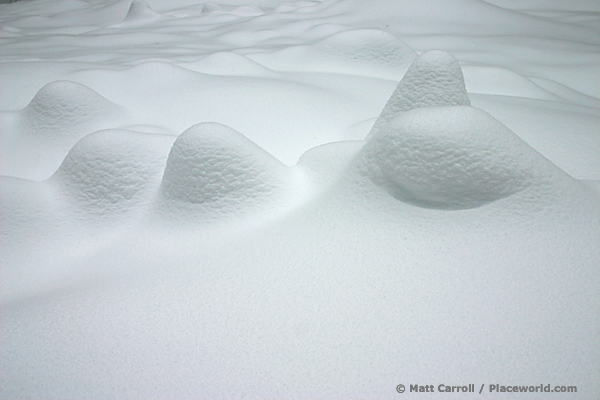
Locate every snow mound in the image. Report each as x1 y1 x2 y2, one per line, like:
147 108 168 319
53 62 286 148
0 80 125 180
352 106 565 210
120 0 162 25
313 29 415 67
369 50 471 137
53 129 174 216
158 123 291 220
247 29 417 79
297 141 364 190
461 65 558 100
22 80 122 139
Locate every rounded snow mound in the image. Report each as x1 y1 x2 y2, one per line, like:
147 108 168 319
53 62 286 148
354 106 560 210
53 129 174 216
313 29 416 68
159 123 291 219
22 80 121 139
369 50 471 137
248 29 416 79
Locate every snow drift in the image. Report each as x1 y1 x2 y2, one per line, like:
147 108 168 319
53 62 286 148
0 0 598 398
0 80 126 181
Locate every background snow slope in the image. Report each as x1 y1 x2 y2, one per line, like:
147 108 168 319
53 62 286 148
1 0 599 398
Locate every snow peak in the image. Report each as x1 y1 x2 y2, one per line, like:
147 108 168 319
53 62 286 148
410 384 475 393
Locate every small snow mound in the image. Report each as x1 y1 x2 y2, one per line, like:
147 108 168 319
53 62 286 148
353 106 560 210
247 29 416 79
369 50 470 137
122 0 161 23
314 29 415 68
22 80 121 139
53 129 174 216
159 123 290 219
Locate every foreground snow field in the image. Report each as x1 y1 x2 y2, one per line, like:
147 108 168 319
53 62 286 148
1 0 599 398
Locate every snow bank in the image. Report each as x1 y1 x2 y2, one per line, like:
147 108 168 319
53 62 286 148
157 122 293 222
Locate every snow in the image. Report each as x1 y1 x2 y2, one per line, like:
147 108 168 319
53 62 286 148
54 128 173 217
1 80 126 180
247 29 417 79
1 0 599 398
368 50 470 138
355 106 569 210
157 122 295 222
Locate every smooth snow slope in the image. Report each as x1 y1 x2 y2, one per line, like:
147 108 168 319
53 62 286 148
1 0 599 399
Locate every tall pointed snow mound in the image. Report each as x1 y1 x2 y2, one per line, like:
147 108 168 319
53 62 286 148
122 0 161 24
353 106 572 210
158 123 290 220
369 50 470 137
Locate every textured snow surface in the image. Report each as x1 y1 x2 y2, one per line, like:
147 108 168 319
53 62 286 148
355 106 570 210
158 122 295 221
368 50 470 138
1 0 599 399
1 80 126 180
